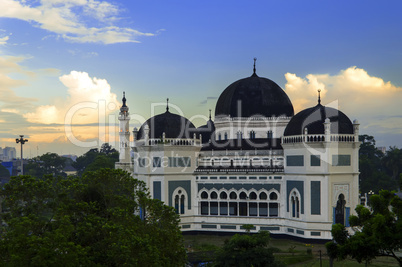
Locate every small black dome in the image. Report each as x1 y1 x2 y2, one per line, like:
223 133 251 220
137 111 196 140
197 119 215 144
284 104 353 136
215 73 294 117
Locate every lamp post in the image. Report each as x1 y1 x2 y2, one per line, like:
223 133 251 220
16 135 28 175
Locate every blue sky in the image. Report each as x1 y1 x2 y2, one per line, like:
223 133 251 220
0 0 401 156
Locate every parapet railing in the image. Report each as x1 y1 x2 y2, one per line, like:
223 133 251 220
215 116 292 122
282 134 356 144
141 138 202 146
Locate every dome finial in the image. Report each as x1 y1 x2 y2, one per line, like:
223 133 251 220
209 109 211 120
253 57 257 75
317 89 321 105
166 98 169 112
122 91 127 107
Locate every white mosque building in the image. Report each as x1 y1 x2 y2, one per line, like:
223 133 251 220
116 62 360 241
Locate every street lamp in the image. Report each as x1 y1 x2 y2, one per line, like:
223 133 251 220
16 135 28 175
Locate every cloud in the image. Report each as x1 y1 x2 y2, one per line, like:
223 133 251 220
24 70 120 123
0 36 9 45
284 66 402 140
23 71 121 145
285 66 401 112
0 55 38 111
0 0 155 44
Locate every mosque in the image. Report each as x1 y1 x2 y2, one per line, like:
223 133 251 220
116 61 360 241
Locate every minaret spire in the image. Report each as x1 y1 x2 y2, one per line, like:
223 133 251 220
117 91 131 170
122 91 127 107
166 98 169 112
253 57 257 75
318 89 321 105
209 109 211 120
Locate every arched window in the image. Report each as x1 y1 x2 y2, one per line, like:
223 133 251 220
175 195 179 214
218 133 222 141
250 130 256 139
224 132 228 140
237 131 243 140
259 192 267 200
239 192 248 200
180 195 185 214
335 194 346 225
290 191 300 218
220 192 227 199
173 189 186 215
230 192 237 200
267 130 273 139
201 191 208 199
210 191 218 199
249 192 257 200
269 191 279 217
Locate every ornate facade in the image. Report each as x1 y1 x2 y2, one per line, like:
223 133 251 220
116 65 360 240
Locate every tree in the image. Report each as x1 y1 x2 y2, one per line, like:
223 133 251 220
0 164 10 180
25 152 66 177
383 146 402 180
358 135 397 193
326 190 402 266
213 231 281 267
0 169 186 266
100 143 117 155
73 144 119 176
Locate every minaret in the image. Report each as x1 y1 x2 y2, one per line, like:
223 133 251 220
118 92 131 164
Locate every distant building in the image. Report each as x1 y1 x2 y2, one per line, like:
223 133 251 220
116 63 361 241
0 147 16 161
377 146 386 154
62 154 77 162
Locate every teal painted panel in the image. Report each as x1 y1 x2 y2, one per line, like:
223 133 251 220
333 207 336 224
201 225 217 229
153 181 161 200
221 225 236 230
311 181 321 215
346 207 350 227
198 183 280 193
332 155 351 166
311 155 321 166
287 155 304 166
260 226 280 231
296 230 304 235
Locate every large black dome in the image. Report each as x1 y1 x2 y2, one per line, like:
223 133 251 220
284 104 353 136
137 111 196 140
215 73 294 118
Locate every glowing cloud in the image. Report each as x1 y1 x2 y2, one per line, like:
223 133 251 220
285 66 402 134
23 71 120 145
24 70 119 123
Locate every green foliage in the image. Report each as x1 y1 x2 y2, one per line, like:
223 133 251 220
241 224 254 233
359 135 400 193
0 169 186 266
73 144 119 176
213 231 282 267
326 190 402 266
0 164 10 179
25 152 66 177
